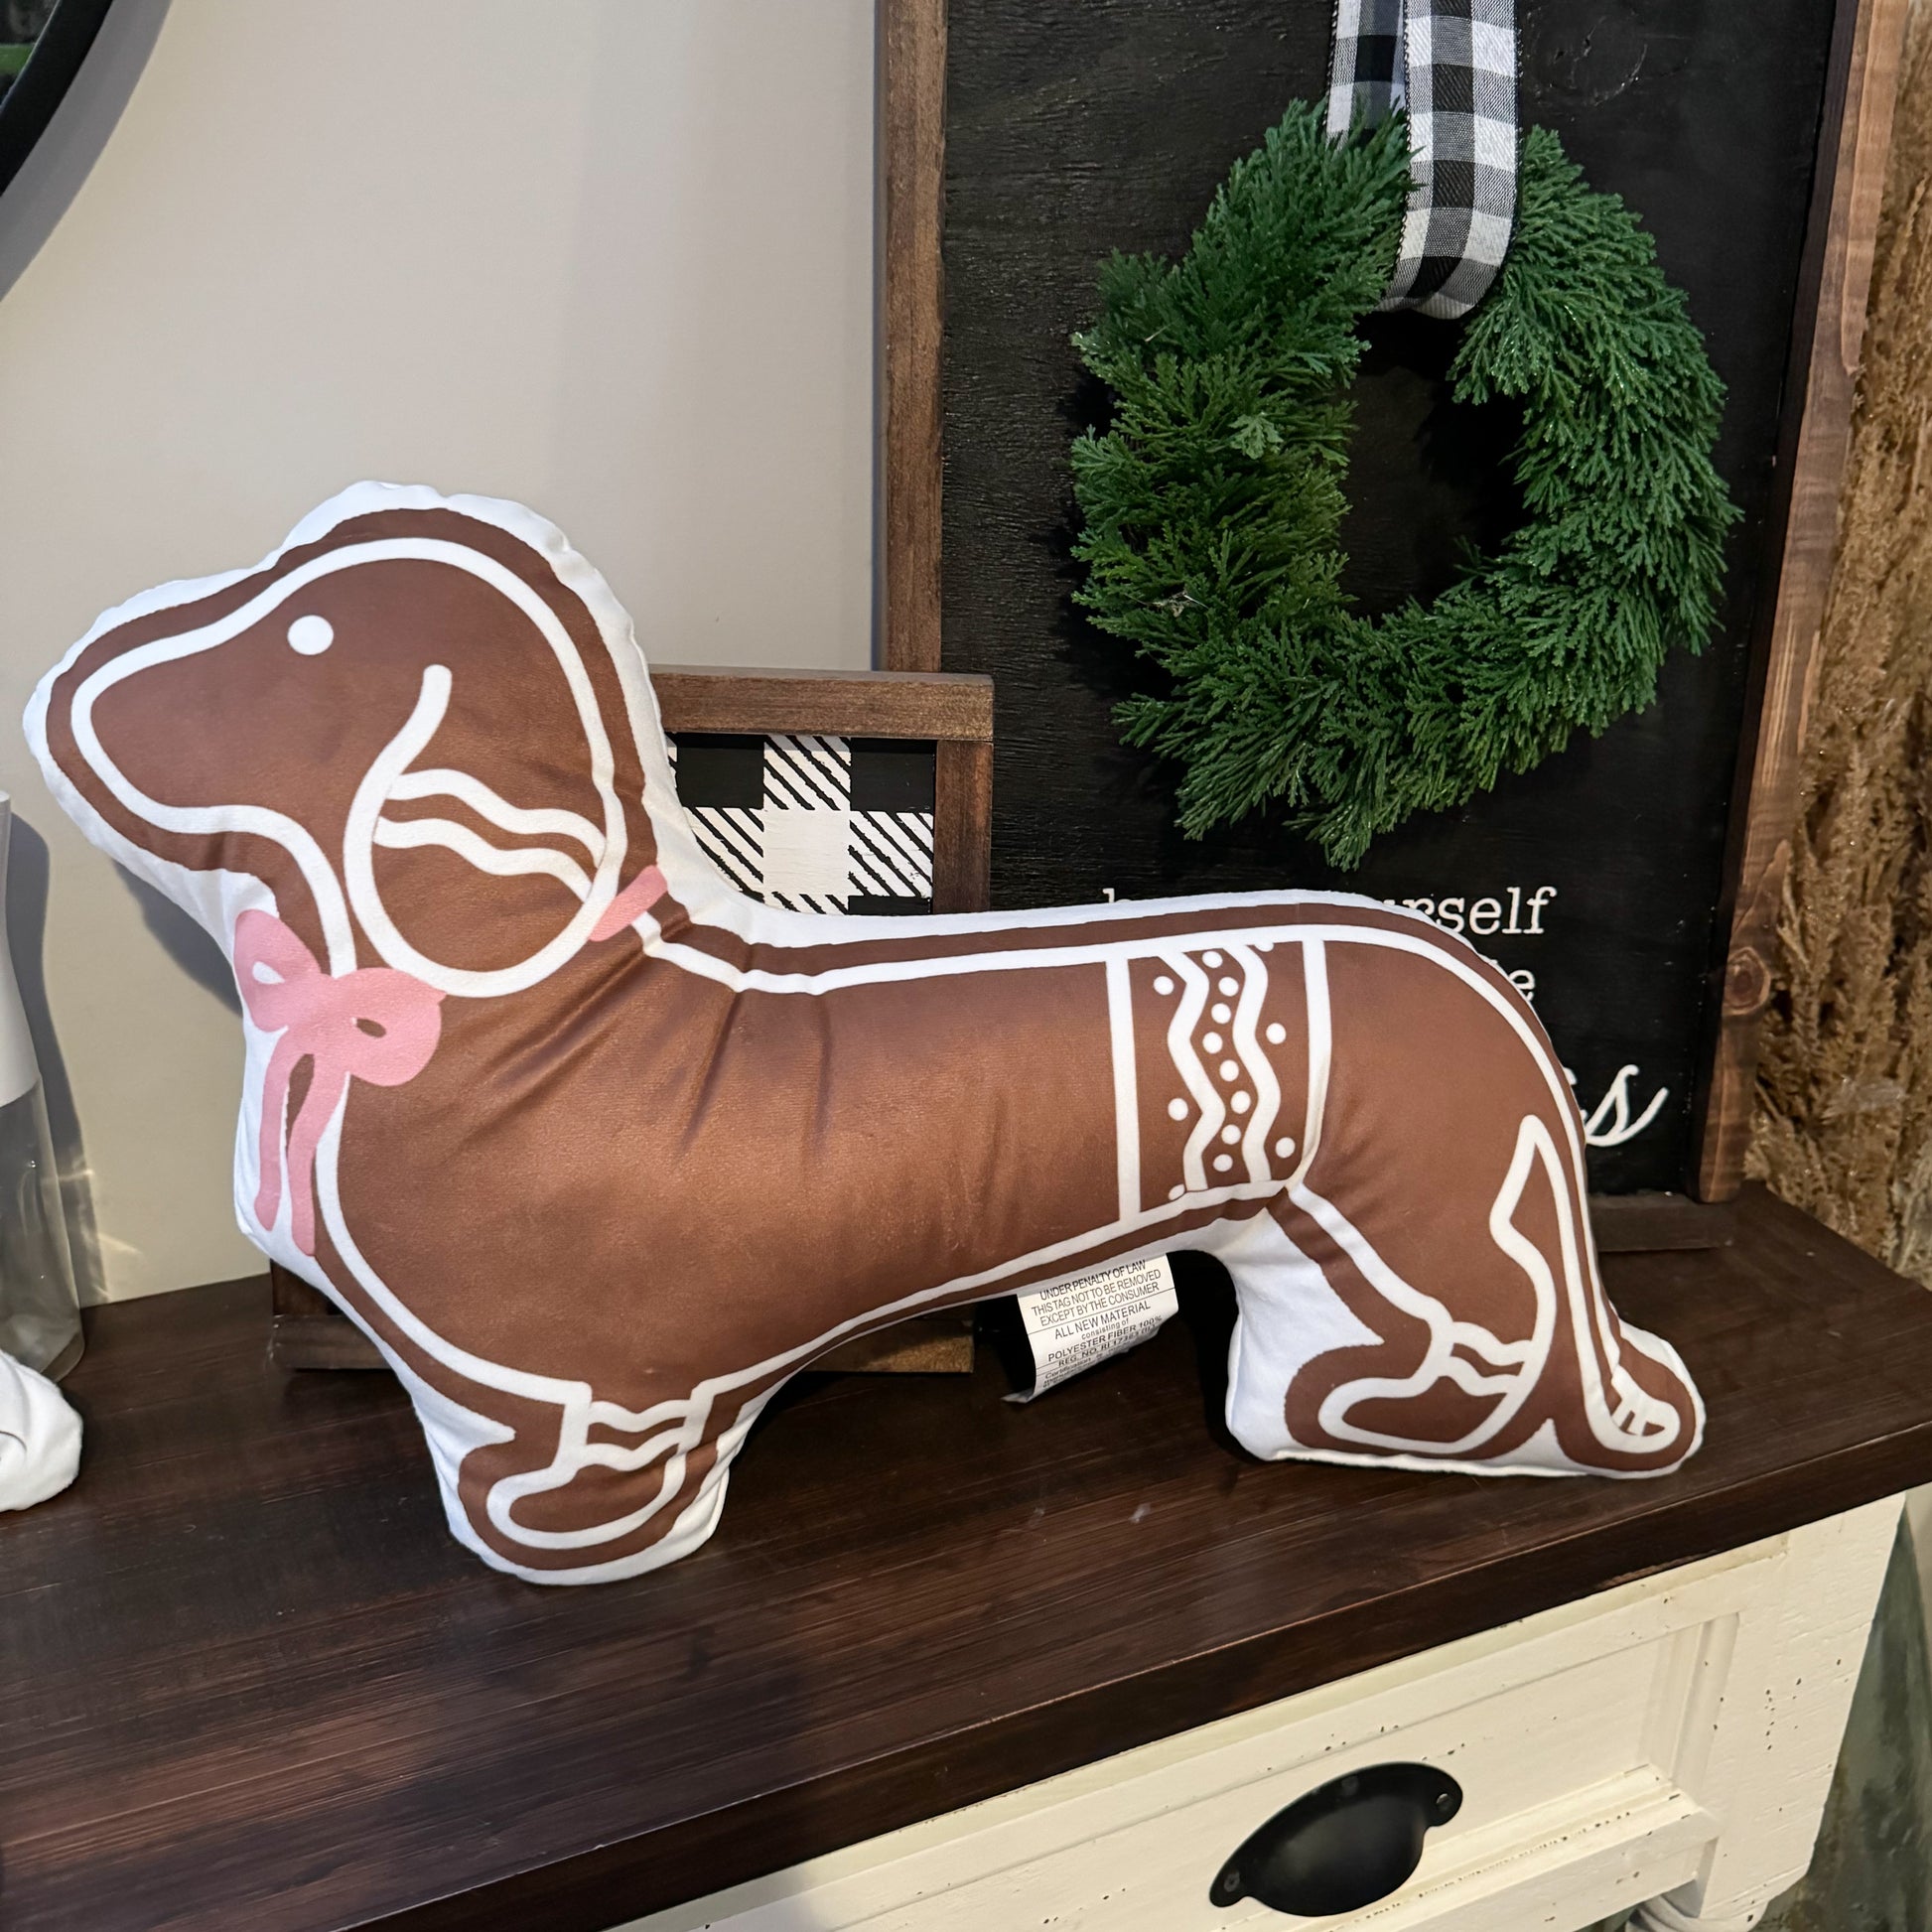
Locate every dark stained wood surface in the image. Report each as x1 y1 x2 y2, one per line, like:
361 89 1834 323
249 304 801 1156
650 664 991 742
878 0 948 672
267 1264 385 1368
8 1187 1932 1931
931 735 994 915
1589 1191 1736 1253
1693 0 1911 1198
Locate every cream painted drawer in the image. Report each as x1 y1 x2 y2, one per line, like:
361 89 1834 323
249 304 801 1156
617 1495 1900 1932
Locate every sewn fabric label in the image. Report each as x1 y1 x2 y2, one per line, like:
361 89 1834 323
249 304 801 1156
1008 1255 1179 1402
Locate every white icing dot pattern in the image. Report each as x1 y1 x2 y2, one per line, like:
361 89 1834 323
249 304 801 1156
1135 936 1301 1207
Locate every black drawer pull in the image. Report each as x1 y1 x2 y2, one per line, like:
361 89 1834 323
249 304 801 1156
1210 1761 1461 1915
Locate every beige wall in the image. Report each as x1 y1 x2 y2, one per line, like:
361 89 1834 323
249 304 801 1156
0 0 877 1300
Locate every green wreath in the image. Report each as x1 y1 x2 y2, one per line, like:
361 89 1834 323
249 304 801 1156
1070 105 1738 869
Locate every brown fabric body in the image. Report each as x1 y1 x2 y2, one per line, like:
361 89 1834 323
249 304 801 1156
31 493 1703 1581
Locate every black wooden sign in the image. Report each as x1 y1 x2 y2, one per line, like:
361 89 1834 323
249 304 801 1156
939 0 1840 1192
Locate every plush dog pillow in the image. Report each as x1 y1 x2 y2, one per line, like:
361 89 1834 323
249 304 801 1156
27 484 1703 1584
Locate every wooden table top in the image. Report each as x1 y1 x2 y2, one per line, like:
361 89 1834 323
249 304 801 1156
7 1185 1932 1932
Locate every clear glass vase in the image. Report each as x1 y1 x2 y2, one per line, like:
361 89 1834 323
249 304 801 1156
0 793 80 1380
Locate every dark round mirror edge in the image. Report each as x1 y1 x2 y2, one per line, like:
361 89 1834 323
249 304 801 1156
0 0 115 203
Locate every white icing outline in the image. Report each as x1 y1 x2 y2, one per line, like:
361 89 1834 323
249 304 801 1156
25 482 1704 1585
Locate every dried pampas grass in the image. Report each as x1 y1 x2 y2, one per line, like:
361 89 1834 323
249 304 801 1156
1751 5 1932 1273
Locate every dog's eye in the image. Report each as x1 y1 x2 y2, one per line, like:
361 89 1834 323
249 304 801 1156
287 616 334 655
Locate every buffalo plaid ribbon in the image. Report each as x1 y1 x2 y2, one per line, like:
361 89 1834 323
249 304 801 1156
1326 0 1518 319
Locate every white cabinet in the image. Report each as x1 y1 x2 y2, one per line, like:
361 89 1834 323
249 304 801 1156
619 1497 1900 1932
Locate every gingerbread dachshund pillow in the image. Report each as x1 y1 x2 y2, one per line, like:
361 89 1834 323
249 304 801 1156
27 484 1703 1584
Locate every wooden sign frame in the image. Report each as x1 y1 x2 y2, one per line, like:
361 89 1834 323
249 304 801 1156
877 0 1911 1204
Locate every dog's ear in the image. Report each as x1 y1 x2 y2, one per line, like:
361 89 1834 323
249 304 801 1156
28 487 666 989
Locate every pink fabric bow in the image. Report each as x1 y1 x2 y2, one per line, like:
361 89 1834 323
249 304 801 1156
234 909 445 1256
591 864 668 941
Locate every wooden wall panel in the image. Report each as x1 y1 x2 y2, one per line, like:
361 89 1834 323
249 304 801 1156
878 0 947 672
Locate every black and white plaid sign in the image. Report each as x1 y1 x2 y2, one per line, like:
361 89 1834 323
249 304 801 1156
668 732 935 914
1327 0 1517 320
